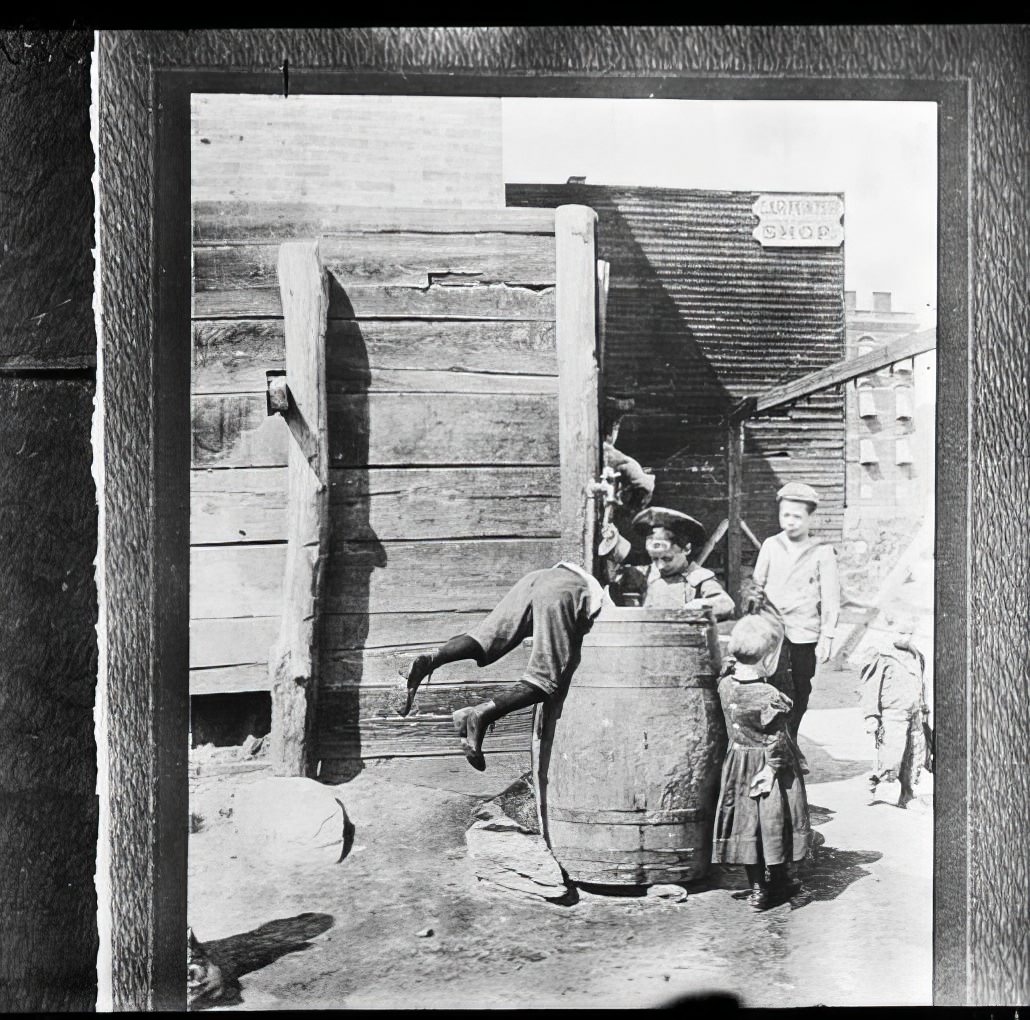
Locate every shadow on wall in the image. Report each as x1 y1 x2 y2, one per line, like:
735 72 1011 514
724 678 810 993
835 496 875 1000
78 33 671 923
554 195 789 579
316 280 387 783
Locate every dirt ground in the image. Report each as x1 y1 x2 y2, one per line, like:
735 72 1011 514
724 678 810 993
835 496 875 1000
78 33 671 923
187 662 932 1010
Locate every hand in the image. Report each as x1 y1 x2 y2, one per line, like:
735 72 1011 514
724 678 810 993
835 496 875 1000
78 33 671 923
749 766 775 799
816 635 833 662
684 598 708 611
742 585 765 615
864 716 880 736
600 523 618 542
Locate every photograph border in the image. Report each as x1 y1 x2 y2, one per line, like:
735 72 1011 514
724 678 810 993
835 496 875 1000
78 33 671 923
96 27 1025 1009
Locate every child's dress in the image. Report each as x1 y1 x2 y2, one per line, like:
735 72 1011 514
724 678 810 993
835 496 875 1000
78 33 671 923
711 669 812 865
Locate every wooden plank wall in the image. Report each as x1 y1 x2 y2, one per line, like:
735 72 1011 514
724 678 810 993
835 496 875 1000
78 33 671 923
191 203 560 776
507 184 846 570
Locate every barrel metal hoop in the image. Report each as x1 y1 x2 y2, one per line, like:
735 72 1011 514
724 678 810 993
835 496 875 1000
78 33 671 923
557 850 701 862
548 805 707 825
567 674 719 689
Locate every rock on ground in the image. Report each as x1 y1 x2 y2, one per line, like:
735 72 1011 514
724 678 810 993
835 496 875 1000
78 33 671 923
229 776 351 866
465 802 571 902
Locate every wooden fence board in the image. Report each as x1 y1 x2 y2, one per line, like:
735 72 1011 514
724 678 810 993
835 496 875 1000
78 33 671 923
192 202 556 243
195 279 555 320
191 537 562 619
192 392 560 468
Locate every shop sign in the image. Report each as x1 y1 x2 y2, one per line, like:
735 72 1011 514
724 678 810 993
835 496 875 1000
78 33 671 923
752 194 844 247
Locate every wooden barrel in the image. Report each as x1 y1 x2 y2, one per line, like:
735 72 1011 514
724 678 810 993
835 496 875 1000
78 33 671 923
533 605 726 886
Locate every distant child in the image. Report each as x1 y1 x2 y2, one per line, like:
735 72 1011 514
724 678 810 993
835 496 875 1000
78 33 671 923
858 613 930 808
749 482 840 744
712 615 812 910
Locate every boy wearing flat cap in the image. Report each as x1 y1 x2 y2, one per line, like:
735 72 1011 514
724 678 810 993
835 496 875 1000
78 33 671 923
748 482 840 743
600 507 735 618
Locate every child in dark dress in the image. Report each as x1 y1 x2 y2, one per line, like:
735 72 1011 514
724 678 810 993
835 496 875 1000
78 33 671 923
712 615 813 909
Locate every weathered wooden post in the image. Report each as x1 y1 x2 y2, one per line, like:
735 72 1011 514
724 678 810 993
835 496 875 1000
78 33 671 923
535 204 600 844
268 240 330 777
554 204 601 573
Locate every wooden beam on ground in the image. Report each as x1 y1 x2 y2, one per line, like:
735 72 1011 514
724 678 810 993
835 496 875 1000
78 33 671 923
726 421 743 613
754 327 936 415
268 240 330 777
555 205 601 573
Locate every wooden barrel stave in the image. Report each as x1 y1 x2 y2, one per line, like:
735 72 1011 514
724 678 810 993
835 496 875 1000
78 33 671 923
537 605 726 886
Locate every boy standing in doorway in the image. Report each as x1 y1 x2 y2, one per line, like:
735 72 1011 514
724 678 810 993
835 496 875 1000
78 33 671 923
749 483 840 746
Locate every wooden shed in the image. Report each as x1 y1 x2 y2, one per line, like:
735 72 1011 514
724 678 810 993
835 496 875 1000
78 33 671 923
507 183 847 573
190 202 602 778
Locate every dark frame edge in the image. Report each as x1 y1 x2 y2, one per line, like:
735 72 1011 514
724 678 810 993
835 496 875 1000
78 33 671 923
932 77 971 1008
152 69 192 1012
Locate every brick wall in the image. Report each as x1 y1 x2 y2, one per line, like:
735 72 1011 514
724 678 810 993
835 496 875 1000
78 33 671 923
191 94 504 207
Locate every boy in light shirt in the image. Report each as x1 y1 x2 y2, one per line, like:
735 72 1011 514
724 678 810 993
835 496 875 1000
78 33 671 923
749 483 840 744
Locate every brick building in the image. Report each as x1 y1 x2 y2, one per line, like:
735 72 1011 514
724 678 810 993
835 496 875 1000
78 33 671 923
191 93 505 208
844 290 934 524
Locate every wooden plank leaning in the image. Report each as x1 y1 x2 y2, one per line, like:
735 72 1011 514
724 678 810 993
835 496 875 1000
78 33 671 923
267 240 330 777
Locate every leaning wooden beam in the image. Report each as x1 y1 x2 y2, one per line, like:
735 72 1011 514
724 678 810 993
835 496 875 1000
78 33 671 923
696 518 729 567
268 240 330 777
555 205 601 572
754 327 936 415
740 519 763 551
726 421 744 613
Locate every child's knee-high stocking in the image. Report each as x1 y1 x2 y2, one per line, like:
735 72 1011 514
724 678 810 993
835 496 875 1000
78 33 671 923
397 635 484 717
452 682 546 772
768 862 804 899
744 863 769 910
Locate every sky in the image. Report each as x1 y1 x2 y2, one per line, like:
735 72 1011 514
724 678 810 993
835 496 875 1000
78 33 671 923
501 99 938 327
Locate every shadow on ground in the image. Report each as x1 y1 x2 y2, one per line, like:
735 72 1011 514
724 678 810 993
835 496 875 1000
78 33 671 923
195 912 335 1008
798 736 870 784
795 846 883 905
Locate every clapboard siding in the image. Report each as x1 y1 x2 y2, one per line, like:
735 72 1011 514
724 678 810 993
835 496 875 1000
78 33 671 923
190 615 279 669
317 702 534 760
323 611 497 650
191 610 502 670
190 203 561 766
193 202 556 243
191 468 288 544
191 466 562 545
190 646 535 697
196 279 556 320
191 538 562 619
508 183 845 554
195 234 556 292
321 646 534 690
192 392 560 469
193 319 558 394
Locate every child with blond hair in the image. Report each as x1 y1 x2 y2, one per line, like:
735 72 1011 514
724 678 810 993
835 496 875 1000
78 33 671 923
712 615 812 909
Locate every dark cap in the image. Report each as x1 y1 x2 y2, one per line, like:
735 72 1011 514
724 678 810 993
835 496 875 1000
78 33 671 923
631 507 707 550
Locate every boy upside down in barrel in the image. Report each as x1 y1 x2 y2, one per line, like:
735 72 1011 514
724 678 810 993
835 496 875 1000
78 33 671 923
396 451 735 772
